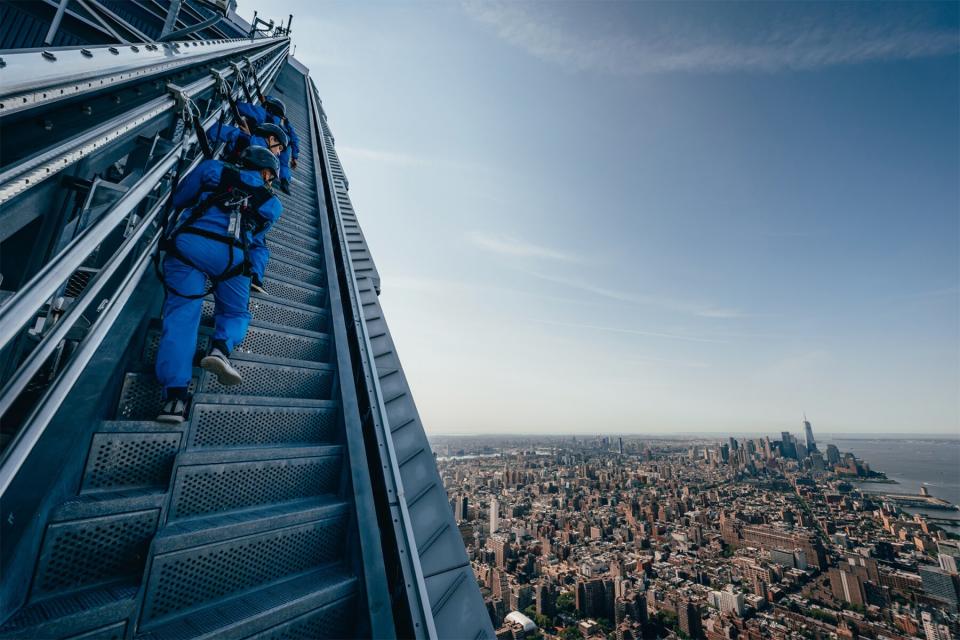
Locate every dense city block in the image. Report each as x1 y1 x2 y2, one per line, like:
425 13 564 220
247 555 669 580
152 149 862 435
435 425 960 640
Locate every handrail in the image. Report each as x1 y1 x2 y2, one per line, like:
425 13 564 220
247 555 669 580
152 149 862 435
0 38 289 205
0 41 288 353
0 42 288 495
308 79 438 639
0 38 282 115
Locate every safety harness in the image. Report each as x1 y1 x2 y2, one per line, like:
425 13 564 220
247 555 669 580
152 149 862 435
156 166 274 300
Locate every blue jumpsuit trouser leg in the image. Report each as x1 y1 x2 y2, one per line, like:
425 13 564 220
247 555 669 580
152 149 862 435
155 233 251 397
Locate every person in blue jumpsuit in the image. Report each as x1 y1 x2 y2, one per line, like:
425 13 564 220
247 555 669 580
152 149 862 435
237 96 299 193
206 121 288 165
205 122 288 294
155 146 282 423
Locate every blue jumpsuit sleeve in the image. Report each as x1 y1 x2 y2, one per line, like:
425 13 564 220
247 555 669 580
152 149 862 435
278 146 292 181
247 195 283 280
286 121 300 159
238 102 267 125
206 122 244 148
172 160 223 210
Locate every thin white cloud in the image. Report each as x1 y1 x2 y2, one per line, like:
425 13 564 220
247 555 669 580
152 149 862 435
533 318 728 344
528 271 637 303
697 307 748 319
526 271 747 320
463 2 959 75
468 231 580 262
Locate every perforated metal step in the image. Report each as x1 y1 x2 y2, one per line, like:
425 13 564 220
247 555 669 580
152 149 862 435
187 397 338 449
117 357 336 420
0 583 137 640
166 446 342 521
257 276 326 308
274 216 320 240
80 422 184 494
135 566 357 640
139 513 350 626
267 227 320 254
142 322 330 366
203 292 328 332
30 492 163 601
266 256 326 287
267 240 323 268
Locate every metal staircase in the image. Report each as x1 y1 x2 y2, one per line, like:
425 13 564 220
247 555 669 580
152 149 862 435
0 4 495 637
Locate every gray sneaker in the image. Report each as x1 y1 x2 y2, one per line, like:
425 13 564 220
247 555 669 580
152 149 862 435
200 348 243 386
157 397 189 423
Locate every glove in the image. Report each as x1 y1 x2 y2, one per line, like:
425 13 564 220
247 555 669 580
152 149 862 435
279 178 291 194
290 158 298 170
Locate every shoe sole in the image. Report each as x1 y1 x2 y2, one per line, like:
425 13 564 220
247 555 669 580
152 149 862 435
251 284 267 294
156 413 185 424
200 355 243 386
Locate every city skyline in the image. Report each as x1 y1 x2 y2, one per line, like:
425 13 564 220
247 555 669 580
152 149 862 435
435 428 960 639
280 1 959 436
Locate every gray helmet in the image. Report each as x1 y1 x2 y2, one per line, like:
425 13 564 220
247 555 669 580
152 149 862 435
254 122 288 150
240 145 279 177
263 96 286 118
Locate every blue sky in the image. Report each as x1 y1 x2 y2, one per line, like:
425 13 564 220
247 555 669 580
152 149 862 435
267 1 958 435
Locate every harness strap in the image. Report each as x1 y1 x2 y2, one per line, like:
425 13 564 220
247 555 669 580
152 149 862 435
156 166 273 298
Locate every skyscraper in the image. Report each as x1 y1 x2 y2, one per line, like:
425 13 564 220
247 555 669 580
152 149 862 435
490 497 499 533
780 432 798 459
803 416 817 455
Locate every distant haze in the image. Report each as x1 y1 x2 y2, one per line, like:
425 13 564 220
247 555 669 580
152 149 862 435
271 1 959 435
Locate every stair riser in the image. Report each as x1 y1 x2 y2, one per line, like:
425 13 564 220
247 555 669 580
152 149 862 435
30 510 160 602
142 327 330 367
203 297 327 333
266 259 326 288
268 229 320 255
244 594 356 640
139 516 348 625
117 366 334 421
167 454 342 521
257 279 325 308
265 233 322 261
188 404 338 449
81 432 182 494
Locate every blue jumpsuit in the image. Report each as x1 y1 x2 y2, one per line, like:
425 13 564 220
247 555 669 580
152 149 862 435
156 159 282 396
237 99 299 181
204 124 277 282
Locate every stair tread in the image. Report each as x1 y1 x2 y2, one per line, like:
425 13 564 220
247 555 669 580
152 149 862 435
248 290 327 314
174 443 342 466
262 272 326 293
0 581 137 638
129 349 335 373
148 317 330 342
136 565 357 640
189 394 338 409
152 496 350 554
51 488 166 521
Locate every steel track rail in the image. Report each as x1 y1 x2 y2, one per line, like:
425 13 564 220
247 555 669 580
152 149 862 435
0 49 287 494
0 37 282 115
0 38 288 206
